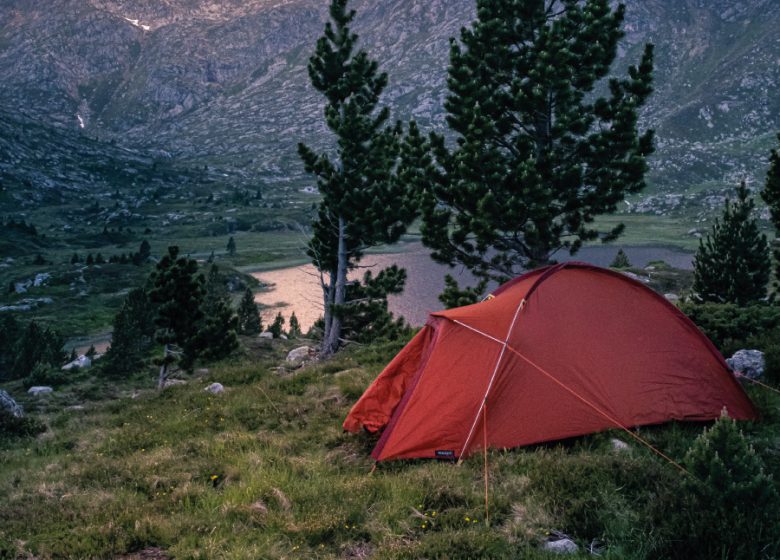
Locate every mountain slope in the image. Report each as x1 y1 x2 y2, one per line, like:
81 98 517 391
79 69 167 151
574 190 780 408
1 0 778 206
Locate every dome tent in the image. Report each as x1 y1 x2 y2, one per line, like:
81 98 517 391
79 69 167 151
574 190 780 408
344 262 756 462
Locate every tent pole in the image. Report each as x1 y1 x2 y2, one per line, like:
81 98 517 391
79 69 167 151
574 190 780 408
483 403 489 527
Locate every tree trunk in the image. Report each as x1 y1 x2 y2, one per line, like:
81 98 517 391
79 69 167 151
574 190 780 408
322 216 348 357
321 271 335 344
157 344 169 390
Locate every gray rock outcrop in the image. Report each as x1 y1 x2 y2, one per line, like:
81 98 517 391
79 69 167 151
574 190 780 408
28 386 53 396
0 390 24 417
726 349 764 380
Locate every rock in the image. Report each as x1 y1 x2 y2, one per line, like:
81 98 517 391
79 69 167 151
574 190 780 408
0 389 24 417
664 293 679 302
195 368 210 377
162 379 187 389
611 438 630 451
542 538 578 555
286 346 314 363
726 349 764 380
62 354 92 370
259 331 274 339
205 382 224 394
279 334 288 340
621 271 650 284
28 386 53 396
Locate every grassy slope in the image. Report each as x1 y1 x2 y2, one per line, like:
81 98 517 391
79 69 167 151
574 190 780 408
1 338 778 559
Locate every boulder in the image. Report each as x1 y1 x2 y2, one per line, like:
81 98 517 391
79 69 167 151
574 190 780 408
611 438 630 452
0 389 24 417
195 368 210 377
542 538 578 555
259 331 274 339
62 354 92 370
162 379 187 389
726 349 764 380
279 334 288 340
286 346 314 363
28 386 53 396
205 383 224 394
664 293 679 302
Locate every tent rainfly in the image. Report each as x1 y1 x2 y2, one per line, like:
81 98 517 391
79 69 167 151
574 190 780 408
344 262 757 462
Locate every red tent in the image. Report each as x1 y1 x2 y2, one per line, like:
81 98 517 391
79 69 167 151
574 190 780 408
344 262 756 462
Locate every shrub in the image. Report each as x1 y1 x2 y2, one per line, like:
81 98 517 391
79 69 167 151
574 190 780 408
666 415 780 559
23 361 68 389
0 408 45 441
679 302 780 356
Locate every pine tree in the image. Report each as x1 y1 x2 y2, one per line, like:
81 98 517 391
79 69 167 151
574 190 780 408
693 182 769 305
139 239 152 262
268 312 285 339
147 247 205 386
679 414 780 558
610 249 631 269
9 321 65 380
104 288 156 376
287 312 302 338
237 288 262 335
70 253 80 264
439 275 489 309
0 315 21 379
334 265 411 343
195 265 239 362
95 253 105 264
414 0 654 296
298 0 416 356
86 254 94 266
760 133 780 290
226 236 236 257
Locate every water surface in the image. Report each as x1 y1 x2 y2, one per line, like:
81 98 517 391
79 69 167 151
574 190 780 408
253 243 693 330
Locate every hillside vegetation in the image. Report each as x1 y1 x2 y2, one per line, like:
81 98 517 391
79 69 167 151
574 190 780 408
1 338 778 559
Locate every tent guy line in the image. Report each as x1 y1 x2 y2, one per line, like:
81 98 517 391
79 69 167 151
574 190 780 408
455 299 527 462
448 313 690 475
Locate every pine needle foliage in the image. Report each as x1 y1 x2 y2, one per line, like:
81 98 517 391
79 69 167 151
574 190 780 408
147 247 205 375
760 133 780 290
195 265 239 364
414 0 654 298
610 249 631 269
104 288 156 376
692 182 770 305
298 0 416 355
236 288 262 335
678 415 780 559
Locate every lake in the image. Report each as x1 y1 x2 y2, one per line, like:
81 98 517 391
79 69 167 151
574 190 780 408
252 243 693 331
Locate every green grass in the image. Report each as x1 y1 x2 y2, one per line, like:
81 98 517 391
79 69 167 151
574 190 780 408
1 338 778 559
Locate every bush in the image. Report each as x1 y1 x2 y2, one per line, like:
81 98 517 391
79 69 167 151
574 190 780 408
23 362 69 389
679 302 780 356
0 408 45 441
664 415 780 559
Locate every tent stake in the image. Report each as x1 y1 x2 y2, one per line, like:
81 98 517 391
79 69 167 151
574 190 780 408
483 403 489 527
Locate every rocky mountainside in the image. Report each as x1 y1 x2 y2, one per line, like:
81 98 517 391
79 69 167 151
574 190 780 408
1 0 778 211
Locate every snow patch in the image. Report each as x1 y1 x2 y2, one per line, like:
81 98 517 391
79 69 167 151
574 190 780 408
77 114 85 129
124 17 151 31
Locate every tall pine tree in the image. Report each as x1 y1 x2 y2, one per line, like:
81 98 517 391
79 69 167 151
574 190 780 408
413 0 654 294
147 247 205 387
237 288 262 335
760 133 780 290
692 182 769 305
104 288 156 376
298 0 416 356
195 265 239 363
